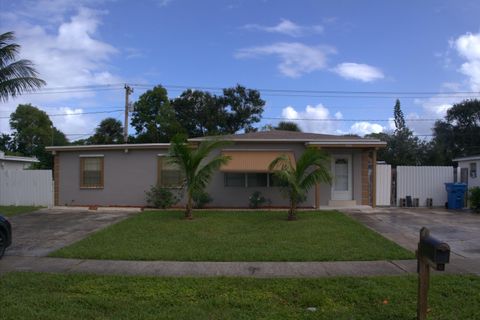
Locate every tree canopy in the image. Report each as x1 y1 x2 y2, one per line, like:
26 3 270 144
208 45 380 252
130 85 183 143
89 117 124 144
430 99 480 164
275 121 301 132
7 104 68 168
131 84 265 142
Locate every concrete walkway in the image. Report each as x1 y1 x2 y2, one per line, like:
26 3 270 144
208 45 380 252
1 255 479 277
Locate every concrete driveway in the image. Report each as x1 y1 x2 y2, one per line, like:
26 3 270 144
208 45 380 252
346 208 480 259
3 208 135 257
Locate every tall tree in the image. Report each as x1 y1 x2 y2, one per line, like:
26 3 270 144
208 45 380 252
222 85 265 133
0 32 46 102
169 135 231 219
430 99 480 164
171 89 226 137
9 104 68 168
170 85 266 138
393 99 406 131
269 148 331 220
89 117 124 144
367 100 426 166
130 85 184 143
275 121 301 132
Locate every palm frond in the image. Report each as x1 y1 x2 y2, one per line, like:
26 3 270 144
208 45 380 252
0 32 46 102
191 154 230 193
268 154 292 172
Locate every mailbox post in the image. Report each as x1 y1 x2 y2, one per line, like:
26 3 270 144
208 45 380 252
416 227 450 320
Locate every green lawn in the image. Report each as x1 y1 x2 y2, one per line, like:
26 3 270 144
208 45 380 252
1 272 479 320
0 206 43 217
51 210 413 261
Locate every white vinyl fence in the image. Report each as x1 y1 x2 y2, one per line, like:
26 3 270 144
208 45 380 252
396 166 454 207
376 164 392 206
0 170 53 206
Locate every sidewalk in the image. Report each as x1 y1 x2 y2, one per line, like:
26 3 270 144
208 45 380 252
1 256 478 278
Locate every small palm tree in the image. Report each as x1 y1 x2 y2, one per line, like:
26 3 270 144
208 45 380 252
169 135 231 219
0 31 46 102
269 148 331 220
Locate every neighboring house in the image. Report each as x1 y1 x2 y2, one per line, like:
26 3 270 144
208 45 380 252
454 155 480 188
46 131 386 208
0 151 39 170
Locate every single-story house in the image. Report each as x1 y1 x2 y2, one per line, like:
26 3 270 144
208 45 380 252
454 155 480 188
46 130 386 208
0 151 39 170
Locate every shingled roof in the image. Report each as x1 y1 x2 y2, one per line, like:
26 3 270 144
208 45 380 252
189 130 380 142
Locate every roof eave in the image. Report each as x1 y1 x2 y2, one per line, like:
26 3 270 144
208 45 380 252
46 143 171 152
1 157 39 163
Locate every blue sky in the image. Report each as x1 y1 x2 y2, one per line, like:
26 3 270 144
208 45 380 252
1 0 480 139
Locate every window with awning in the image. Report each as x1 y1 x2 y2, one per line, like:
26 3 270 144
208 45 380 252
220 150 296 172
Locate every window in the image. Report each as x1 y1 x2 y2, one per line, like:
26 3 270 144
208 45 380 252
269 173 285 187
224 173 245 187
247 173 268 187
158 157 184 188
224 172 283 187
80 157 104 188
471 162 477 179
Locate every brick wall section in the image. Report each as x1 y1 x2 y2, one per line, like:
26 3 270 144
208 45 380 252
54 154 59 206
361 150 370 205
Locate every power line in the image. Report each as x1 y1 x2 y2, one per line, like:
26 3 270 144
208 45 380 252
262 117 441 122
129 83 480 95
28 83 480 99
28 88 122 95
0 109 123 119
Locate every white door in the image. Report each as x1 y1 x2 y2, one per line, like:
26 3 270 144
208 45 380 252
331 154 353 200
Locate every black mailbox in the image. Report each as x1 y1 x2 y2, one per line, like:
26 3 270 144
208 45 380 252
419 235 450 271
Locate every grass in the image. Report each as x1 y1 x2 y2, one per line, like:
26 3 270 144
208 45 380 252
1 272 479 320
0 206 43 217
51 210 414 261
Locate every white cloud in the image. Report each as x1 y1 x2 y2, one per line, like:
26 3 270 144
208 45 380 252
242 19 323 37
281 104 343 133
452 32 480 91
349 122 384 136
235 42 335 77
333 62 384 82
0 3 122 137
281 104 389 136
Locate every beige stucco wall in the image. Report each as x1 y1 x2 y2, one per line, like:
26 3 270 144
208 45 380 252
56 143 366 207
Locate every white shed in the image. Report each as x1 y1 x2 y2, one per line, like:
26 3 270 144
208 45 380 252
0 151 39 170
453 155 480 188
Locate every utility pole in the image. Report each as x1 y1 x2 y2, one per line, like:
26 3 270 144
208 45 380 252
124 84 133 143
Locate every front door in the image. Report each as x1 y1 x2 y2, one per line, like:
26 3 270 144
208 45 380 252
331 154 353 200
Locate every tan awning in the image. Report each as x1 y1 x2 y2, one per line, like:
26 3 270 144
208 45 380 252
220 150 296 172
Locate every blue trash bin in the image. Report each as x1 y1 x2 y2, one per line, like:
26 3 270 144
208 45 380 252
445 183 467 209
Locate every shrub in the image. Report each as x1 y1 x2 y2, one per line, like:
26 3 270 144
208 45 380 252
470 187 480 213
145 186 180 209
249 191 267 209
193 191 212 209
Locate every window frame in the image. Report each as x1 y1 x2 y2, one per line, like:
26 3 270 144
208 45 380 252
246 172 268 188
79 155 104 189
224 172 247 187
157 156 185 188
470 162 477 179
224 172 283 188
